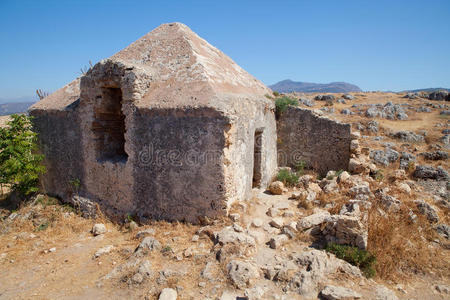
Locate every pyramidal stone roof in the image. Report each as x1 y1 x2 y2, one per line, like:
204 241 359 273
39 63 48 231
31 22 272 111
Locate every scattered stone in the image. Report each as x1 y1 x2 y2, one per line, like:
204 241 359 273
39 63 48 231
375 285 398 300
269 217 284 229
392 131 424 143
343 94 354 100
315 94 336 101
226 260 260 289
136 237 162 252
269 234 289 249
350 131 361 139
135 228 156 239
92 224 107 236
297 210 330 230
370 148 399 166
435 284 450 294
267 207 280 217
399 152 415 170
397 183 411 194
94 245 114 258
435 224 450 239
49 247 56 253
341 109 352 115
367 120 379 133
299 97 315 107
415 200 439 223
322 215 367 249
429 90 449 101
337 171 351 183
348 158 365 174
414 165 449 180
251 218 263 228
159 288 177 300
269 181 286 195
421 151 448 160
229 213 240 222
320 285 362 300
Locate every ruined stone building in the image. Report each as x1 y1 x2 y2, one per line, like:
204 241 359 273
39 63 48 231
30 23 350 223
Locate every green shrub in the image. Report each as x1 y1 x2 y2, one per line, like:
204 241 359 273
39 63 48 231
272 91 280 97
325 243 376 278
275 96 298 117
294 160 306 175
335 169 344 177
0 114 45 196
277 169 299 187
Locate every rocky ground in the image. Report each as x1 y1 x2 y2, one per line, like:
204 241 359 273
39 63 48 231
0 91 449 299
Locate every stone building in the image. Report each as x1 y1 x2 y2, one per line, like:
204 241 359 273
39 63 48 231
30 23 350 223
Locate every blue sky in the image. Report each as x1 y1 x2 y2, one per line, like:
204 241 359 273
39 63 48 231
0 0 449 101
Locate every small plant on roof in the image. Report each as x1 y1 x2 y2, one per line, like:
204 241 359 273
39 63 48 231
275 96 298 118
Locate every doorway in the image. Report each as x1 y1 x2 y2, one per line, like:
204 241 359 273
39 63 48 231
252 129 263 188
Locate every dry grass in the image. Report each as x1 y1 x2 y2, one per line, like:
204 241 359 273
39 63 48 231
368 201 449 281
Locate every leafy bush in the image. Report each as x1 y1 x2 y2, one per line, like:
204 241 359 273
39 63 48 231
275 96 298 117
0 114 45 196
276 169 299 187
272 91 280 97
325 243 376 278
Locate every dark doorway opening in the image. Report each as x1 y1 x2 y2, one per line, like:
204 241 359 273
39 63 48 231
252 129 263 188
92 87 128 162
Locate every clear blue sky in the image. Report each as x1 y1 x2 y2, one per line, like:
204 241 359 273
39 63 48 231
1 0 449 101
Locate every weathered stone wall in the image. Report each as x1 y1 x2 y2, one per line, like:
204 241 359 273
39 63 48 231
277 107 351 176
222 97 278 207
30 108 84 199
131 108 229 223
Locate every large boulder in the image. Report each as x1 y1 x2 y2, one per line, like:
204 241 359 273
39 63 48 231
322 215 368 249
226 260 260 289
320 285 362 300
297 210 331 230
391 131 424 143
414 165 449 180
269 181 286 195
428 90 449 101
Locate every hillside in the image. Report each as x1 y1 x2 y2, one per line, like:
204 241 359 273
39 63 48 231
0 102 35 116
403 88 450 93
270 79 362 93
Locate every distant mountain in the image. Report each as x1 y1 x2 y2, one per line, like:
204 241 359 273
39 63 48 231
402 88 450 93
0 102 35 116
269 79 362 93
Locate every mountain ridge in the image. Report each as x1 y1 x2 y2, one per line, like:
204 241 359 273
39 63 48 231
269 79 362 93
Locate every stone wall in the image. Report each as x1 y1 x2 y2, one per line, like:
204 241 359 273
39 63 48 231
31 108 85 199
277 107 351 176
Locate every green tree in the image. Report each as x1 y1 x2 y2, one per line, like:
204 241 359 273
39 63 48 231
0 114 45 196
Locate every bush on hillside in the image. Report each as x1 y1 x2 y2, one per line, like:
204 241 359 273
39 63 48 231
0 114 45 196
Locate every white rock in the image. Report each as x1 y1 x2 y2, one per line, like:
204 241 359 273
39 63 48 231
94 245 114 258
397 183 411 194
159 288 177 300
338 171 351 183
297 210 331 230
349 158 365 174
251 218 263 228
269 181 285 195
269 234 289 249
49 247 56 253
92 223 107 236
351 132 361 139
320 285 362 300
226 260 260 289
307 182 322 194
269 217 284 229
266 207 279 217
375 285 398 300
